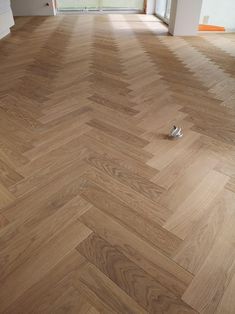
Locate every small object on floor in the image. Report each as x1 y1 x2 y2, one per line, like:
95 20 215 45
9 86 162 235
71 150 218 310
169 125 183 139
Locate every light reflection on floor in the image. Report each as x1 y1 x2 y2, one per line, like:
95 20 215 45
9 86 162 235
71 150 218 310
108 14 169 35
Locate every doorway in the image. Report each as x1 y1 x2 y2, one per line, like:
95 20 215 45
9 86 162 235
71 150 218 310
155 0 172 23
56 0 145 12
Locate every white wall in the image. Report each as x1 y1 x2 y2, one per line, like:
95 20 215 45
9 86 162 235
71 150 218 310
0 0 14 39
155 0 167 17
11 0 56 16
200 0 235 31
169 0 202 36
146 0 155 14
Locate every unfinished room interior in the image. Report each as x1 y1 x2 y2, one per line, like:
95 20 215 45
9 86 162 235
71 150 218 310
0 0 235 313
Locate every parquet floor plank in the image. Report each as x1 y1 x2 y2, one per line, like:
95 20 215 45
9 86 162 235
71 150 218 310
3 251 96 314
77 233 196 314
79 206 193 296
79 178 180 257
77 261 148 314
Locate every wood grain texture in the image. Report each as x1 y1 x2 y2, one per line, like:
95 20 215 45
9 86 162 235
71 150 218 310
79 206 193 296
77 233 196 314
79 178 180 257
77 262 148 314
0 13 234 313
3 251 88 314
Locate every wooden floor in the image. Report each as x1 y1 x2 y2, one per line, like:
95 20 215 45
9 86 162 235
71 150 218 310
0 14 235 313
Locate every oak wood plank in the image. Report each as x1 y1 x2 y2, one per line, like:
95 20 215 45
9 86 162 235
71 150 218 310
77 262 148 314
79 207 193 296
85 150 164 203
79 179 181 257
77 233 197 313
0 220 92 311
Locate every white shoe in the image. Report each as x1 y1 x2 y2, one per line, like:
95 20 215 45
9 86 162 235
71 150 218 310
169 126 183 138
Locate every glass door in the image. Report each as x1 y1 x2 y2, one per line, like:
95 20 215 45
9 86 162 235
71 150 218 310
57 0 144 11
155 0 172 23
57 0 100 10
101 0 144 11
165 0 171 21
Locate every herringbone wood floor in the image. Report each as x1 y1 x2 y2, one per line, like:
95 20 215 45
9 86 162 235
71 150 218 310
0 14 235 314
